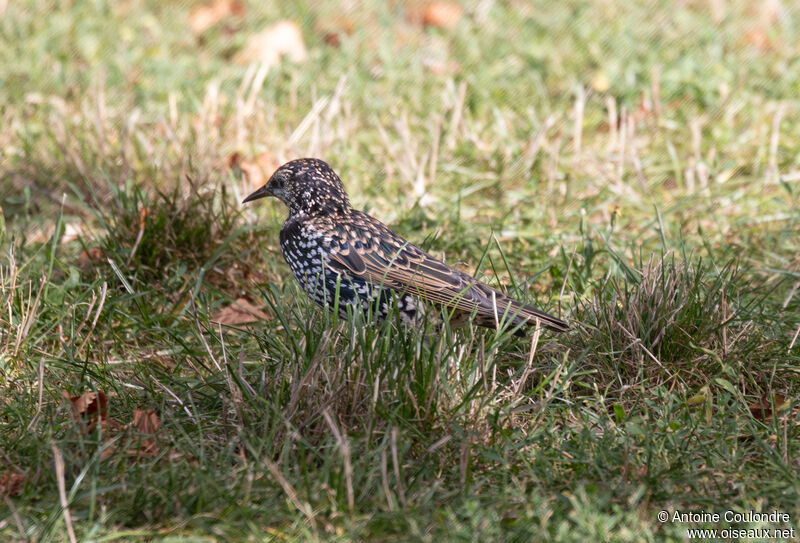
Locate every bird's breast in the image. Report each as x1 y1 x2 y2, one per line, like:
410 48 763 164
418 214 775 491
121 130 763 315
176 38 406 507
279 222 329 279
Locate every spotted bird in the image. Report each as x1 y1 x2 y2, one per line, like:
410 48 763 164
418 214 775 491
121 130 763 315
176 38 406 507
242 158 568 334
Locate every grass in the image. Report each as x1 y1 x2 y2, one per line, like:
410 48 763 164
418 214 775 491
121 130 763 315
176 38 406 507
1 0 799 540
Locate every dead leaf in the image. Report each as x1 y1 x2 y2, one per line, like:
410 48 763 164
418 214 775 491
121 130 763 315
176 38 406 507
227 151 242 169
63 391 108 432
316 15 355 47
78 247 104 264
0 469 25 497
232 150 279 189
743 28 774 51
189 0 245 34
134 409 160 434
211 297 270 325
749 394 788 422
131 409 161 456
741 0 782 51
235 20 307 66
409 2 463 29
99 444 117 462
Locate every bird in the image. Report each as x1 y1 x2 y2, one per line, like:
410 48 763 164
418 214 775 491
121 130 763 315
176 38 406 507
242 158 568 334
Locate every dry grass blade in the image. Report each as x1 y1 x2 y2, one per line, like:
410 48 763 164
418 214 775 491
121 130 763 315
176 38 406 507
262 457 321 530
390 427 407 507
515 323 541 396
190 294 222 372
380 447 396 511
322 409 354 511
50 443 77 543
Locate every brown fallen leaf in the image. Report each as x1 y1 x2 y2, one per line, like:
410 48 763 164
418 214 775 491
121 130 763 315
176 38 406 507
134 409 160 434
235 20 307 66
408 1 463 29
189 0 245 34
317 15 355 47
749 394 789 422
743 28 774 52
231 150 279 189
212 297 271 326
63 391 108 433
78 247 104 264
131 409 161 457
0 469 25 497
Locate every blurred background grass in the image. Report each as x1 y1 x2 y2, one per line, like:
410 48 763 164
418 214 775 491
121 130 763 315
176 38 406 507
1 0 799 541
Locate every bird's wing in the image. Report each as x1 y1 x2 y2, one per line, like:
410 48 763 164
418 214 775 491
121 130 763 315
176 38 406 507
325 214 568 332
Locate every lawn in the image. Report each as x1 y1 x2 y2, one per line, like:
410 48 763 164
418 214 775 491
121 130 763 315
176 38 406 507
1 0 799 541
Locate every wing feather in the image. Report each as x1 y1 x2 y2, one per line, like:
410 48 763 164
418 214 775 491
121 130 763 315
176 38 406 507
326 212 568 332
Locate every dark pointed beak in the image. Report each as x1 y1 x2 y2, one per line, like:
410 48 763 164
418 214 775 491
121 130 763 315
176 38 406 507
242 185 272 204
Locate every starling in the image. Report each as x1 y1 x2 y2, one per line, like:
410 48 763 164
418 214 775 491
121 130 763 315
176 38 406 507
243 158 568 334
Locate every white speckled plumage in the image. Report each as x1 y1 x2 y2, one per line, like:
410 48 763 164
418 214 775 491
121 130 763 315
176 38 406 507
243 158 568 334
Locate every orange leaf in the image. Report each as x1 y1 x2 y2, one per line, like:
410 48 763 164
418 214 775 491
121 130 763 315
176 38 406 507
743 28 774 51
415 1 463 29
189 0 245 34
211 297 271 326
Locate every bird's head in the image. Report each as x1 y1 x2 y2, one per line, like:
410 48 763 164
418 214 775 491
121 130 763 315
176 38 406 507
242 158 350 216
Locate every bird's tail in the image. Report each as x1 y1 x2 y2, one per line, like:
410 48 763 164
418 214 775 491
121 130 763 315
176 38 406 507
509 300 569 333
469 282 569 334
